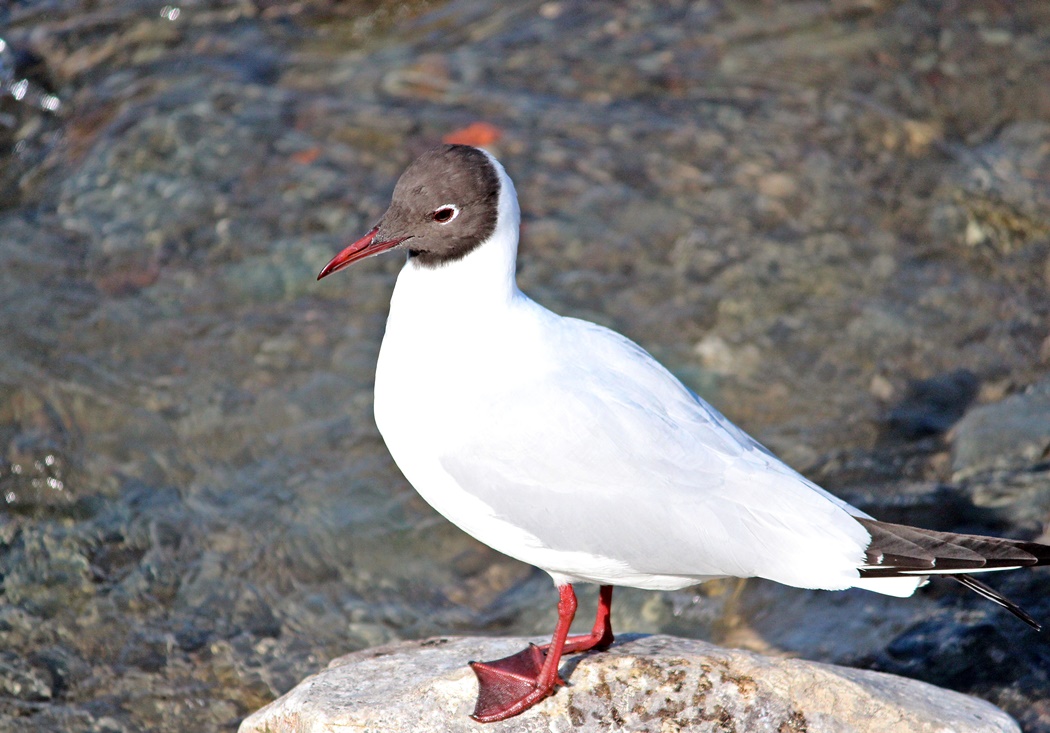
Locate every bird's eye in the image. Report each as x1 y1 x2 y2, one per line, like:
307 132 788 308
432 205 459 224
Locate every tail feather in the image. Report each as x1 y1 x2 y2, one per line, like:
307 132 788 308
855 518 1048 629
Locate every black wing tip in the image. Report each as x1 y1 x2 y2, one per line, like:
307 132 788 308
951 574 1042 631
1016 541 1050 567
857 518 1046 630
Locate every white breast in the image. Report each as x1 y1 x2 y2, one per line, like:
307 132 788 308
374 251 561 559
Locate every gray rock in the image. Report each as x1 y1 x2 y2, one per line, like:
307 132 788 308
951 379 1050 478
238 635 1019 733
0 650 53 701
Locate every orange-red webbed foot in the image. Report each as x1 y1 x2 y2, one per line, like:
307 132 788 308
468 644 566 722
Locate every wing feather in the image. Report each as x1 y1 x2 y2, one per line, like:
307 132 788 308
440 317 871 590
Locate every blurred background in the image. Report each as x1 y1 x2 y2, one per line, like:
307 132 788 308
2 1 1050 730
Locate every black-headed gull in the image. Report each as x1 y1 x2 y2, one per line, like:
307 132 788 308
318 144 1049 722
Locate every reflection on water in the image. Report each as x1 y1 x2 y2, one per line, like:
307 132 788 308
1 0 1050 730
0 36 60 112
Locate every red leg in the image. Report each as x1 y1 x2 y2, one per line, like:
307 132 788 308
469 584 615 723
561 584 614 653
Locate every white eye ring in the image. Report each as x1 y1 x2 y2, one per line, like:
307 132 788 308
432 204 460 224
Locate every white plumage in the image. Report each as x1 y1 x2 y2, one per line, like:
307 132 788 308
373 151 924 599
317 144 1048 721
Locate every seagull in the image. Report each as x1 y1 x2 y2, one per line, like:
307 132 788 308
318 144 1050 722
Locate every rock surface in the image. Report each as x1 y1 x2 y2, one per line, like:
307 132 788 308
239 635 1020 733
951 379 1050 478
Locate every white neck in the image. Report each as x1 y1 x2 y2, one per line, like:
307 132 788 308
390 151 522 313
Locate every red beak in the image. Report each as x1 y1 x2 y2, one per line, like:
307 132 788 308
316 227 408 280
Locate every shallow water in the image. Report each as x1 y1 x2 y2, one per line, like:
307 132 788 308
1 1 1049 730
